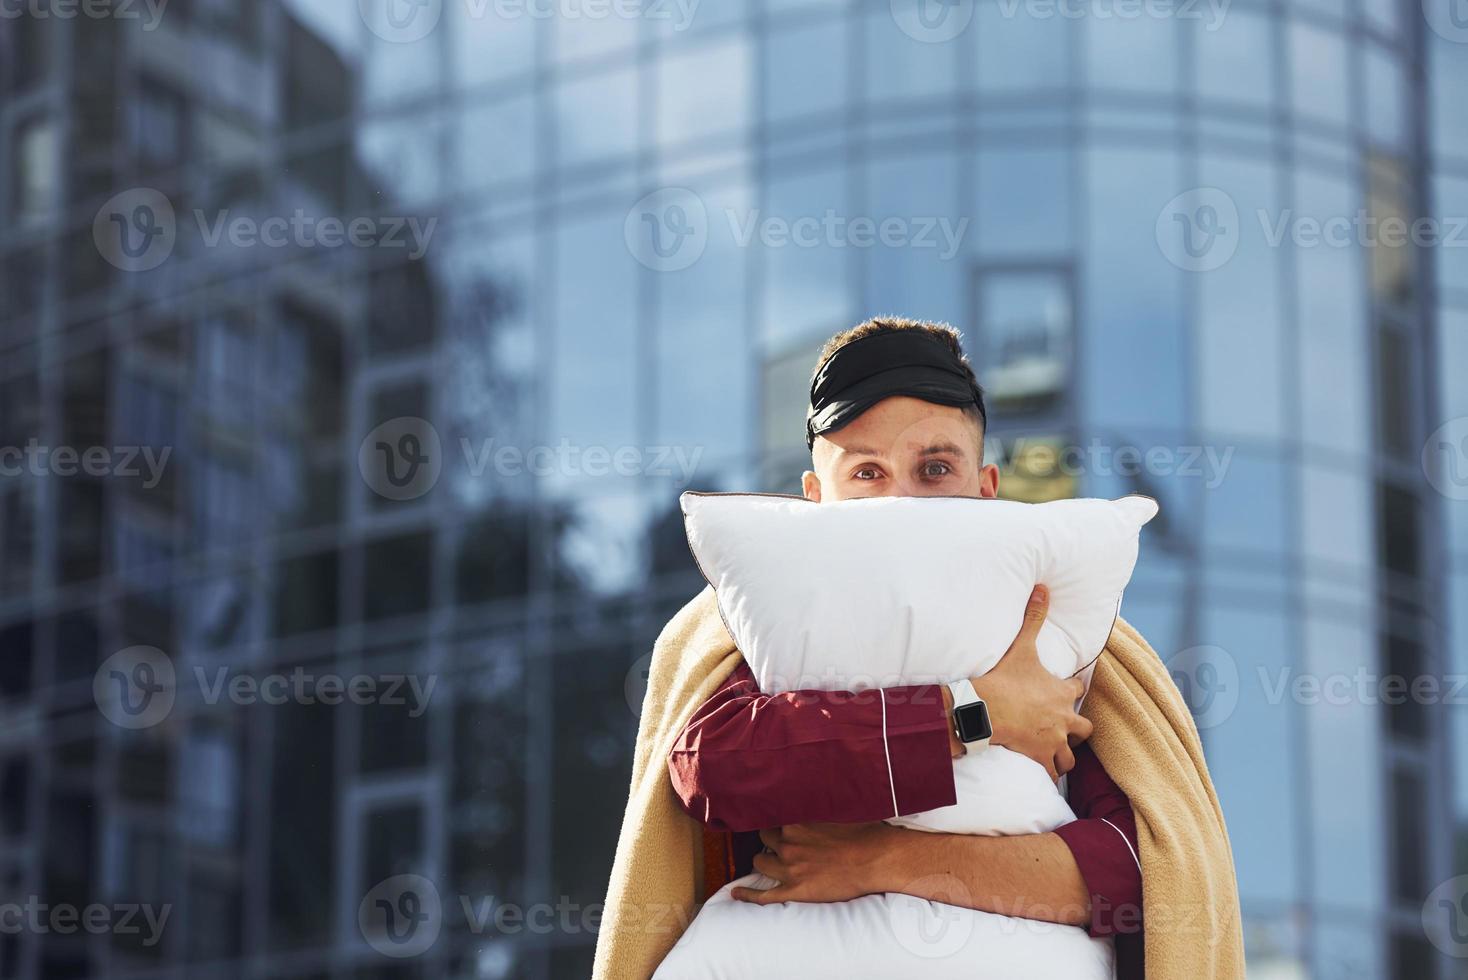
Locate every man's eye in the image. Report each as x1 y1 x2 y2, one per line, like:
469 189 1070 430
922 462 952 479
853 468 881 481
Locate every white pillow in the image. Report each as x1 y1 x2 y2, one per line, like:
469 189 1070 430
656 493 1155 980
656 882 1116 980
679 491 1157 837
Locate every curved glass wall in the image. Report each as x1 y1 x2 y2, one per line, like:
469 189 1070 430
0 1 1460 977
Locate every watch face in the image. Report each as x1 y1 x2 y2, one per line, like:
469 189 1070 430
955 700 993 743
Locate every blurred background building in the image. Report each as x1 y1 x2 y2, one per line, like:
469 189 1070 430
0 0 1465 977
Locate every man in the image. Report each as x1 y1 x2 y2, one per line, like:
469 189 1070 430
668 318 1145 976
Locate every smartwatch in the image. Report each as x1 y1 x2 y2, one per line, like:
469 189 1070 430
947 679 993 753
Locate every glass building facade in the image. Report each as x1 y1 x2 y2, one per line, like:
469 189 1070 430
0 0 1464 977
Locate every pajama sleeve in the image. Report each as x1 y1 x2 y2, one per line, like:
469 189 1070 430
1052 742 1145 938
668 662 957 833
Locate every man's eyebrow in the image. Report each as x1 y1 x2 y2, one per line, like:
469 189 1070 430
832 444 884 458
919 441 970 457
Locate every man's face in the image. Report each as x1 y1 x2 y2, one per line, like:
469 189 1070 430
802 395 1000 502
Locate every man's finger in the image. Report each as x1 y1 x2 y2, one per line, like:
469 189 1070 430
732 885 792 906
752 851 788 880
1066 677 1086 701
1055 743 1076 777
758 827 783 853
1068 714 1094 744
1016 584 1050 641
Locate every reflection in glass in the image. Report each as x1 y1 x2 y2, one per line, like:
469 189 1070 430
973 268 1073 417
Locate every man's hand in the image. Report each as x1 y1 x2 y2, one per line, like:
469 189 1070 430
943 584 1093 779
730 823 898 905
731 821 1093 928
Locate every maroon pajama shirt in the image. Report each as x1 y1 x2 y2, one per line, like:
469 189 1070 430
669 662 1144 980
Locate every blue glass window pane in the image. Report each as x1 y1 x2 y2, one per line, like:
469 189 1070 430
1302 614 1388 915
550 212 640 484
556 65 639 166
1293 169 1369 456
1194 7 1275 107
1432 175 1468 295
759 167 853 348
449 3 536 85
657 38 752 147
1362 43 1407 150
1429 36 1468 161
1196 602 1301 907
655 182 754 458
1081 147 1186 430
1085 12 1177 92
765 18 848 125
974 0 1072 92
553 10 638 63
862 152 965 325
864 5 961 102
1201 452 1287 555
456 93 536 190
1195 154 1284 440
1289 22 1350 126
974 148 1072 256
